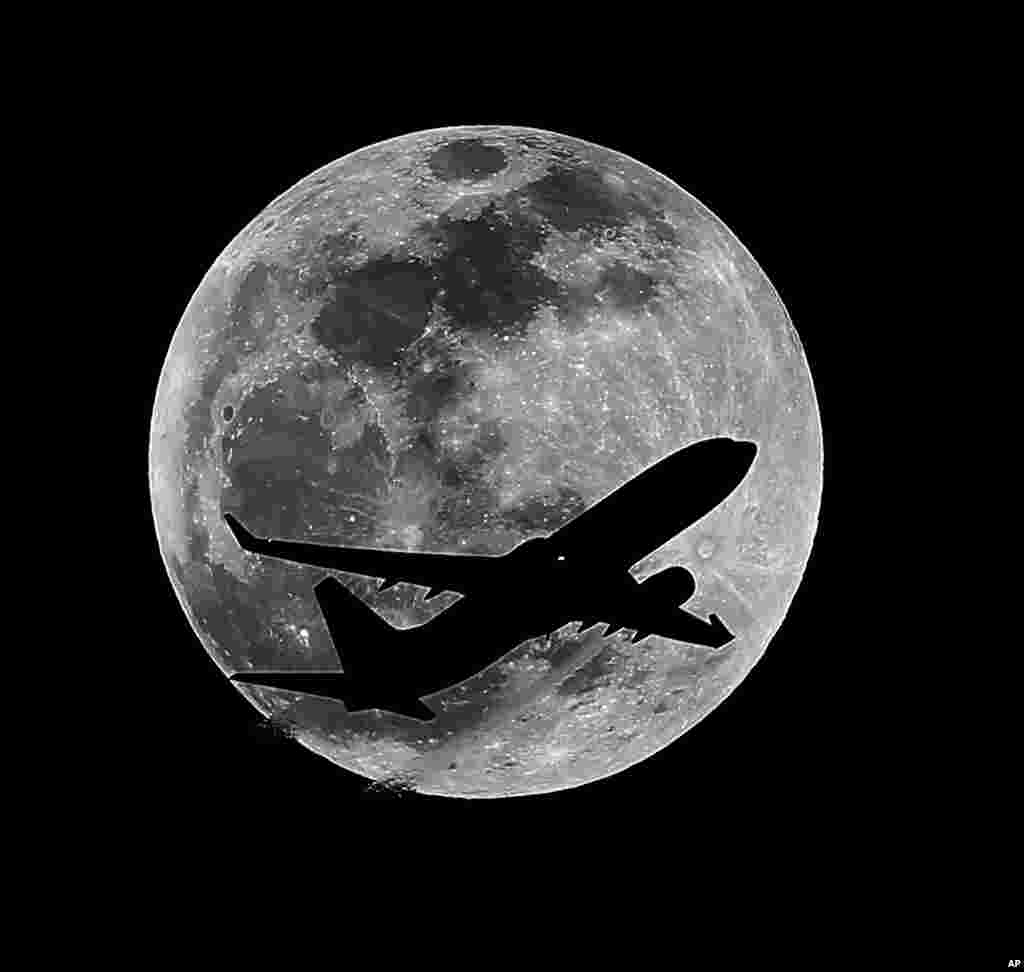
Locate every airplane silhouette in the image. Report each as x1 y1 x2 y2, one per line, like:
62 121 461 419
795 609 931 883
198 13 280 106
225 437 756 721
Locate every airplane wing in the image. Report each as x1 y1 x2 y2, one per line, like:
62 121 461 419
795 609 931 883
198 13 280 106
222 512 499 595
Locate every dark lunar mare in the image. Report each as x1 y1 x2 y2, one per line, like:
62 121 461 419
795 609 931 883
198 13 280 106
598 261 659 311
307 160 678 364
221 379 388 544
510 162 674 239
310 255 439 369
426 139 508 182
429 204 563 341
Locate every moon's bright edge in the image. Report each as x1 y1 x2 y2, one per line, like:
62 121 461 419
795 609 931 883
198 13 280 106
148 125 823 797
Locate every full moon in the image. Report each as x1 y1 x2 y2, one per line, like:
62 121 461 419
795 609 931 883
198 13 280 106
149 126 823 797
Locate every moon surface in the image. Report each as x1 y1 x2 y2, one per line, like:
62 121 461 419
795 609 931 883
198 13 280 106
148 126 823 797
